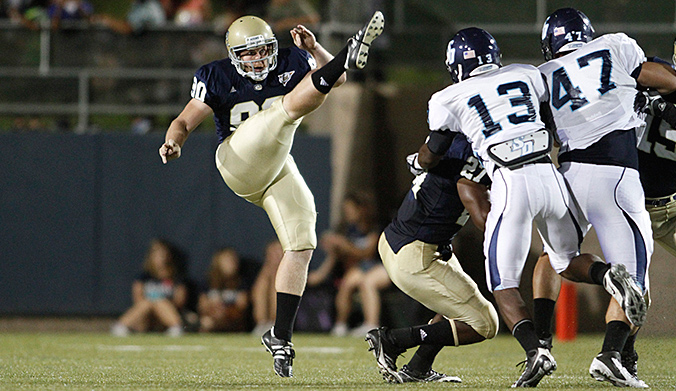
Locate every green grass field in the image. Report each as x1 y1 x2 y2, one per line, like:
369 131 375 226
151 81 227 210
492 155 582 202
1 333 675 390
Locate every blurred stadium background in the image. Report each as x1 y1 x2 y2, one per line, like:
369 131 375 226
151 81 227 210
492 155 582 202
1 0 675 338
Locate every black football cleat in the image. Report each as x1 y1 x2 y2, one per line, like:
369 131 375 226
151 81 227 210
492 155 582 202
261 329 295 377
345 11 385 70
603 264 647 327
512 347 557 388
365 327 405 382
621 350 639 378
396 365 461 383
590 351 648 388
539 335 553 351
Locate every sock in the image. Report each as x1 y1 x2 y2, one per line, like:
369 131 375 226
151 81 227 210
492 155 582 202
601 320 631 353
310 46 348 94
512 319 540 352
406 344 443 374
388 321 456 349
273 292 302 341
589 261 611 285
622 332 637 355
533 298 556 339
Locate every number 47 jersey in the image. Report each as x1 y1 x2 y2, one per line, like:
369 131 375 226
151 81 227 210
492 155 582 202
538 33 646 153
428 63 549 176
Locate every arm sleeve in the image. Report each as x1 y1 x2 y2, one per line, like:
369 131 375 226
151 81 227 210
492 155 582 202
426 130 457 155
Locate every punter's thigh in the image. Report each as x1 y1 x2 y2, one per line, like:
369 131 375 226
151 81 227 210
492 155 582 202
378 235 498 338
257 155 317 252
215 99 302 198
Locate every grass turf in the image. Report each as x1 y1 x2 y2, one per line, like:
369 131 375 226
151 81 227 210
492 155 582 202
1 333 675 390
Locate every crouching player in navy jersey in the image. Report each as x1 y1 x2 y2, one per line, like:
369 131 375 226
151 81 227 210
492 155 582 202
365 132 499 384
531 8 676 388
408 27 647 388
159 12 385 377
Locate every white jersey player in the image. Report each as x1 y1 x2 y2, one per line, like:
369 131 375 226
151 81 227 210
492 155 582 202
536 7 676 388
414 27 644 388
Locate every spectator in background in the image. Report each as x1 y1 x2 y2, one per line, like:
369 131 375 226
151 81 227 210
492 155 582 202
158 0 178 20
265 0 319 33
197 247 250 332
47 0 93 29
317 191 390 337
93 0 166 35
250 240 283 335
173 0 210 27
265 0 319 46
111 238 187 337
3 0 48 29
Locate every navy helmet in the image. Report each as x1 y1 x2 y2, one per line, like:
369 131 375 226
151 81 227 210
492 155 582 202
445 27 501 83
541 8 594 61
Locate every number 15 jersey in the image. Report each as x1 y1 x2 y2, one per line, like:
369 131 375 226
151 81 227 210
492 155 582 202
428 64 549 177
538 33 646 153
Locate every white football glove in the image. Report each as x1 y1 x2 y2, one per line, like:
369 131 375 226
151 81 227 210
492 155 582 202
406 152 425 176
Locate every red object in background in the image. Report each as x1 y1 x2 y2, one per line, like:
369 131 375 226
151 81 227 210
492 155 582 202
556 280 578 341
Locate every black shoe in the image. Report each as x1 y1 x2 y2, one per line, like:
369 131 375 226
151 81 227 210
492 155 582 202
590 351 648 388
397 365 462 383
365 327 405 382
512 347 557 388
621 350 639 378
603 264 647 327
539 335 553 351
261 329 295 377
345 11 384 69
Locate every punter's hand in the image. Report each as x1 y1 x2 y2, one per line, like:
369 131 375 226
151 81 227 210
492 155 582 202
291 25 317 52
159 139 181 164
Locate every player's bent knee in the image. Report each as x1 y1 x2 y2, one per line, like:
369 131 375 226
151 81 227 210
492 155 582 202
469 300 500 339
262 172 317 252
482 304 500 339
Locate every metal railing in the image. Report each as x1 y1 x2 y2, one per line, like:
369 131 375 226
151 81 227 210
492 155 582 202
3 0 676 132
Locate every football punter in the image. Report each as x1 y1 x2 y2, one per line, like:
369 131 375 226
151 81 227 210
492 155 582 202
159 12 384 377
407 27 647 388
366 132 499 383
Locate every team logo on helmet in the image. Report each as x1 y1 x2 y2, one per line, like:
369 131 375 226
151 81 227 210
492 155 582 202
445 27 501 83
541 8 594 61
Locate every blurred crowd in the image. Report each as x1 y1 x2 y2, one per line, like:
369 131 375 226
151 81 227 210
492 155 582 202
1 0 322 134
0 0 320 34
111 191 397 337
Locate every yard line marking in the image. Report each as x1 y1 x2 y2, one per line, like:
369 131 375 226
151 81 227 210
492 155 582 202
97 345 208 352
221 346 352 354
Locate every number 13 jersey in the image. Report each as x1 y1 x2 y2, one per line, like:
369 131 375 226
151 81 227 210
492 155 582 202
428 64 549 176
538 33 646 153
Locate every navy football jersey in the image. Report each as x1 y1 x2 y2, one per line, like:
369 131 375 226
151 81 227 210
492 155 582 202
384 135 489 253
638 113 676 197
191 46 315 143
